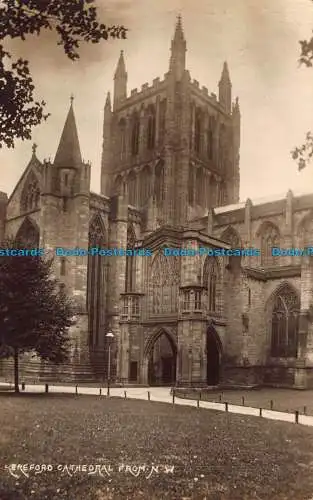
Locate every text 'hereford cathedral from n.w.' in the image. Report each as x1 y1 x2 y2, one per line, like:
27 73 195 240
2 17 313 388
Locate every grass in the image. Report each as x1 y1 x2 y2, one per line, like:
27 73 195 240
1 394 313 499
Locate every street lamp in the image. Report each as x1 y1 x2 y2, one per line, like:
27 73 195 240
106 331 114 396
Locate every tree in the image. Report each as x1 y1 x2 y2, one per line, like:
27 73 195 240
0 241 75 393
292 22 313 170
0 0 127 148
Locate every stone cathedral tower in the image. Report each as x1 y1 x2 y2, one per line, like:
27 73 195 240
101 16 240 228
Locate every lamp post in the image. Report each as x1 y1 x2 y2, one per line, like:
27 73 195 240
106 331 114 396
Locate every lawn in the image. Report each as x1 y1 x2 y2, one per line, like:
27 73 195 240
1 394 313 499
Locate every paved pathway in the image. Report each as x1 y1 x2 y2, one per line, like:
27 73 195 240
2 383 313 428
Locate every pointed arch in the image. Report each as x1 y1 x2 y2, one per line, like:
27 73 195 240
118 118 126 160
257 221 280 267
127 170 137 206
154 160 165 206
20 171 40 213
203 256 222 314
221 226 241 247
267 282 300 358
146 104 156 150
297 210 313 247
150 250 180 314
139 165 151 206
15 217 40 247
125 223 136 292
194 107 202 154
188 164 194 205
195 168 205 206
131 112 140 156
88 213 107 348
112 174 123 196
145 327 177 386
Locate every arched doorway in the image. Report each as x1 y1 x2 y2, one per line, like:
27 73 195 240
148 331 177 386
206 326 221 385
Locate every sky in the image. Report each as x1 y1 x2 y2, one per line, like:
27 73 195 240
1 0 313 202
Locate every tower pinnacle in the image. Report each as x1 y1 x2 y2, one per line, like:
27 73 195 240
169 15 186 80
218 61 232 114
113 50 127 110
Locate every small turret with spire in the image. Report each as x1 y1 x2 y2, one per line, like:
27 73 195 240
218 62 232 114
169 15 186 80
114 50 127 110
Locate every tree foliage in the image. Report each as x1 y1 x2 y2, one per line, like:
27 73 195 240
292 21 313 170
0 0 127 148
0 240 75 374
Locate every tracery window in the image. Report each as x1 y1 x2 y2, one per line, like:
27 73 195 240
207 117 214 160
158 99 166 146
87 214 106 347
195 168 205 206
271 286 299 358
125 224 136 292
15 217 39 248
194 108 202 154
260 223 280 267
20 173 40 213
188 164 194 205
147 105 156 150
127 171 137 206
119 118 126 159
113 175 123 196
155 161 165 206
131 113 140 156
203 257 222 314
150 252 180 314
139 165 151 207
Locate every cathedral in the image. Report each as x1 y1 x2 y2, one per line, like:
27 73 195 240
1 17 313 388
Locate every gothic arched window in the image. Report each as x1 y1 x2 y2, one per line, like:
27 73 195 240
194 108 202 154
207 116 214 160
87 214 106 347
155 160 165 206
119 118 126 159
150 251 180 314
195 168 205 206
113 175 123 196
139 165 151 207
15 217 39 248
127 171 137 206
260 222 280 267
210 176 218 208
271 286 299 358
219 124 226 170
131 113 140 156
203 257 222 314
188 164 194 205
125 224 136 292
158 99 166 147
218 182 227 206
20 173 40 213
147 105 156 150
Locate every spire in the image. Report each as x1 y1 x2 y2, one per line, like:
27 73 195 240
218 61 232 114
114 50 126 79
169 15 186 79
113 50 127 110
54 96 82 168
173 14 185 43
220 61 231 83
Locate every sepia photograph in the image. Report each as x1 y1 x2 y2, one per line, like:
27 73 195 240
2 0 313 499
